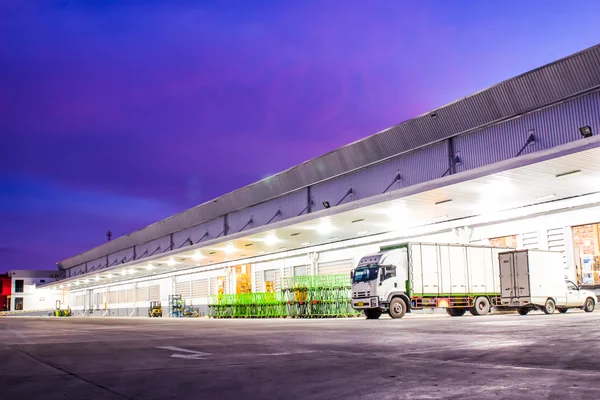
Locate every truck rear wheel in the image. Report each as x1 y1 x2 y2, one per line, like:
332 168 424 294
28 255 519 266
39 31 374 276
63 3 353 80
517 307 529 315
557 308 567 314
543 298 556 314
470 297 491 316
446 308 466 317
388 298 407 319
364 309 382 319
584 297 595 313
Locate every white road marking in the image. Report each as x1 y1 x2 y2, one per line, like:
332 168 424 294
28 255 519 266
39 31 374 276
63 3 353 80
156 346 212 359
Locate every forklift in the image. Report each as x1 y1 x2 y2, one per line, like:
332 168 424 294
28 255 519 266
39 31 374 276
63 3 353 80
149 301 163 317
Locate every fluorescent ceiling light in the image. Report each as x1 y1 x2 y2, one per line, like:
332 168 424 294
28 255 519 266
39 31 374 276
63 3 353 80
106 274 113 279
59 285 64 289
318 220 335 234
192 251 205 261
555 170 581 178
262 235 281 246
223 244 237 255
301 242 311 246
120 270 127 276
128 269 136 275
145 263 155 270
435 199 453 205
94 276 100 281
67 283 71 287
357 230 370 235
84 279 90 284
167 257 177 266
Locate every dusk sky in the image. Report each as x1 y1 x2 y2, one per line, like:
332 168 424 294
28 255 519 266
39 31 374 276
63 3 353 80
1 1 599 271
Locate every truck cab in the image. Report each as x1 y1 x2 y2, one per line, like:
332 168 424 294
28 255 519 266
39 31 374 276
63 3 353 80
351 249 410 319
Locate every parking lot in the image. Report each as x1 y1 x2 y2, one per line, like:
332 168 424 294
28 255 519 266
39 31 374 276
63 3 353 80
1 310 600 400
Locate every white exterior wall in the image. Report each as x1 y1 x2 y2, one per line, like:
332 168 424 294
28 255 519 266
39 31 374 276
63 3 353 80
9 272 64 311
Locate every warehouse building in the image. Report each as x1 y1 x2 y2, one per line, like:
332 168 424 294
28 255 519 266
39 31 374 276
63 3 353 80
40 45 600 317
1 270 64 312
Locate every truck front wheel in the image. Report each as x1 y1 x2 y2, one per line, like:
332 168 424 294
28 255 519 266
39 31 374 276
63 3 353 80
470 296 491 316
364 309 382 319
388 298 407 319
517 307 529 315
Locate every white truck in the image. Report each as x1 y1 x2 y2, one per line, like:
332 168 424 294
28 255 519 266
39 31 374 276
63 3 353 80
351 243 596 319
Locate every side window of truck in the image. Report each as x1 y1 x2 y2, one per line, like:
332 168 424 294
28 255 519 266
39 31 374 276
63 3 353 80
383 266 396 280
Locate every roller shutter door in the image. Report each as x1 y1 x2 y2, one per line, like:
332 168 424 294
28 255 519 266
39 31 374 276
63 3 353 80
191 279 209 298
108 291 117 304
175 281 191 298
317 259 354 275
148 285 160 301
127 289 135 303
136 287 148 302
117 289 127 303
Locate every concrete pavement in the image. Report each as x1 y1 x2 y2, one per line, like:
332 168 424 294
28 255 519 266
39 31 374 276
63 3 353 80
1 310 599 399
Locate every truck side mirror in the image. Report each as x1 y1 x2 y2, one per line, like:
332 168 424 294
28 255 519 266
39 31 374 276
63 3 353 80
350 270 354 280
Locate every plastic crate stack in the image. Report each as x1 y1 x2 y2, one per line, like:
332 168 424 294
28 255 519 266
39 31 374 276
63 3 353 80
208 292 287 318
169 294 185 317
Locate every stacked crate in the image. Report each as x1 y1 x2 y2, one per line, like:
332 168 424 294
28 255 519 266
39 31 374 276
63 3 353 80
208 273 359 318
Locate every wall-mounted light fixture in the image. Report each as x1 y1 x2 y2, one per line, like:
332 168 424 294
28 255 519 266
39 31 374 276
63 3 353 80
580 125 593 138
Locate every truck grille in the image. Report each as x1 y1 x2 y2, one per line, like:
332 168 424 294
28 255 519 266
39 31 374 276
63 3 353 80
353 291 371 298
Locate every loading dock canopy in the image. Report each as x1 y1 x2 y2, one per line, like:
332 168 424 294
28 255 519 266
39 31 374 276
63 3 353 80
43 137 600 291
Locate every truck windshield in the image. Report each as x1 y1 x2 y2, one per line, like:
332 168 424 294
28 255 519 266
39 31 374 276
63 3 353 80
353 265 379 283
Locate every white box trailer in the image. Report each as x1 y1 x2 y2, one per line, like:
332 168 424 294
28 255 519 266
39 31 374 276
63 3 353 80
499 249 596 315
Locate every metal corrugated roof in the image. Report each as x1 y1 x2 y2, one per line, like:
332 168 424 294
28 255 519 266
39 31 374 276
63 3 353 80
58 44 600 270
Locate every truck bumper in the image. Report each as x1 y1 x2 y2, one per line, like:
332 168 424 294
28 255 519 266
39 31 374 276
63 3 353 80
352 297 379 309
500 298 531 307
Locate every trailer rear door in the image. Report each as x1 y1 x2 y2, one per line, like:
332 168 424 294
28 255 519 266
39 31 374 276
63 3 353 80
499 252 514 299
514 251 531 298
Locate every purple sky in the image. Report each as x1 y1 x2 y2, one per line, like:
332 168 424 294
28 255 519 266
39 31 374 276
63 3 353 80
1 1 599 271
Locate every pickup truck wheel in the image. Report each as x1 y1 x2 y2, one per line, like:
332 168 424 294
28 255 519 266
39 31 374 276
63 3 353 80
543 298 556 315
388 298 407 319
557 308 567 314
446 308 466 317
584 297 595 313
364 309 382 320
517 307 529 316
470 297 491 316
